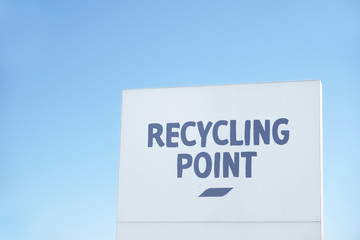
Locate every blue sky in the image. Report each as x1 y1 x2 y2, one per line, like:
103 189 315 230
1 0 359 239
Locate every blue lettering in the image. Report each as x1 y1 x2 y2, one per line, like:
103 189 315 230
273 118 290 145
241 151 257 178
223 152 239 178
181 121 196 146
148 123 165 147
254 119 270 145
194 152 212 178
197 121 213 147
213 120 229 145
166 123 180 147
177 153 192 178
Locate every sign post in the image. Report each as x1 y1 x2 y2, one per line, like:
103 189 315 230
117 80 323 240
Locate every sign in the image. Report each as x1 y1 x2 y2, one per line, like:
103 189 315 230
117 80 323 240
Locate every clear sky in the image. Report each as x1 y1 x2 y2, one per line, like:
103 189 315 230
1 0 359 239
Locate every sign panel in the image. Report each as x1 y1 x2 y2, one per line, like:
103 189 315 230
117 80 323 240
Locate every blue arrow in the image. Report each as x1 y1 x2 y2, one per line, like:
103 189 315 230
199 188 233 197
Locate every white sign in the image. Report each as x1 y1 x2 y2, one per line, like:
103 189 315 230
117 80 323 240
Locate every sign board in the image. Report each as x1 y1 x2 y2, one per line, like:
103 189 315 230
117 80 323 240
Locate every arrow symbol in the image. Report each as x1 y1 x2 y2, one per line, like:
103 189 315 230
199 188 233 197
